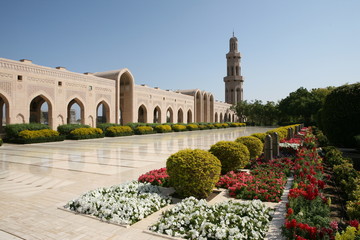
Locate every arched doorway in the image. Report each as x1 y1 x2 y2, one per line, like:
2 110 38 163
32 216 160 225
96 101 110 124
187 110 192 123
29 95 52 125
166 107 173 123
203 94 208 122
220 113 223 123
0 94 9 132
177 108 183 123
138 105 147 123
153 106 161 123
67 98 84 124
215 112 218 122
195 91 201 122
209 95 214 122
120 72 134 124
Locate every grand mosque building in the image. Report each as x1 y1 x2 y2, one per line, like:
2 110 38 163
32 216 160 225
0 35 244 131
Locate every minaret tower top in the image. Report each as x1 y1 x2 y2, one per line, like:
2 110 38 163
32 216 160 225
224 33 244 104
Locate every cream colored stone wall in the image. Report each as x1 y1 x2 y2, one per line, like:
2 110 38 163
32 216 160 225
0 57 237 131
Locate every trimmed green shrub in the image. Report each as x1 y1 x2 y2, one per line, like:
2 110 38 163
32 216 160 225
166 149 221 199
209 141 250 174
0 138 3 146
323 146 348 167
134 126 154 135
333 163 359 200
266 127 288 140
154 125 172 133
214 123 224 128
105 126 134 137
222 123 229 128
19 129 59 139
13 129 64 144
321 83 360 147
57 124 90 136
346 200 360 220
251 133 266 143
235 136 264 159
171 124 187 132
5 123 50 139
206 124 215 129
186 124 199 131
126 122 147 130
97 123 120 132
198 125 208 130
230 123 246 127
68 127 104 140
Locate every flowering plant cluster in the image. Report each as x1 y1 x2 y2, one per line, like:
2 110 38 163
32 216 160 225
283 128 335 240
64 181 171 225
150 196 272 240
138 168 170 187
217 158 292 202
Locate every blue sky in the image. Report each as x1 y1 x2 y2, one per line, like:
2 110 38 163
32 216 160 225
1 0 359 102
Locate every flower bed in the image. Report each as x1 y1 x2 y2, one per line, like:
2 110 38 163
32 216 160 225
216 158 292 202
138 168 170 187
64 181 171 225
283 128 335 240
150 196 272 240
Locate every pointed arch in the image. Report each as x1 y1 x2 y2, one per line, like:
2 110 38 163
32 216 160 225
153 106 161 123
138 104 147 123
195 91 202 122
187 109 192 123
29 95 52 126
209 94 214 122
177 108 183 123
220 113 223 123
119 70 134 124
215 112 218 123
0 93 9 132
166 107 173 123
96 100 110 124
203 93 208 122
67 98 85 124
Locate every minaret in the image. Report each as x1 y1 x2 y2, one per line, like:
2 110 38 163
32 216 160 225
224 33 244 104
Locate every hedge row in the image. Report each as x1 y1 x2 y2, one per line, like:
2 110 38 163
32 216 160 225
2 122 246 144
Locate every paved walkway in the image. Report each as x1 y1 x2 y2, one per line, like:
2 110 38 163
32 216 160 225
0 127 275 240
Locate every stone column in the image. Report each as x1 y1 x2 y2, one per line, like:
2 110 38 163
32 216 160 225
272 132 279 157
287 128 292 140
264 134 273 161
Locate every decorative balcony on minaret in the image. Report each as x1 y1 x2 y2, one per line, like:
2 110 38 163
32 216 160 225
224 33 244 104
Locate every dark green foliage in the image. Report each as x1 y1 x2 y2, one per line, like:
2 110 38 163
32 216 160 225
134 126 154 135
97 123 120 132
5 123 50 138
323 146 347 167
57 124 90 136
355 135 360 150
321 83 360 147
166 149 221 199
209 141 250 174
10 135 65 144
0 138 2 146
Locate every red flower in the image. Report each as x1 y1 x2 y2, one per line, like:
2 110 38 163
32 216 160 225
349 219 359 228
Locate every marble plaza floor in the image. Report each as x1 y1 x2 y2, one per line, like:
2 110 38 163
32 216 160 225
0 126 274 240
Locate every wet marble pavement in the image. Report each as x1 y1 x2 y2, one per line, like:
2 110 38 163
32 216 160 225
0 127 274 240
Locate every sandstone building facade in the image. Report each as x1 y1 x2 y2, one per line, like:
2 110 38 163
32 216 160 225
0 36 243 131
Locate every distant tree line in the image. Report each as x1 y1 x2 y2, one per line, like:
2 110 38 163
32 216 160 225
232 83 360 147
232 86 334 126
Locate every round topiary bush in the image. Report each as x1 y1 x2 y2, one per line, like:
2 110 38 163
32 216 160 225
209 141 250 174
321 83 360 147
166 149 221 199
235 136 264 159
251 133 266 143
